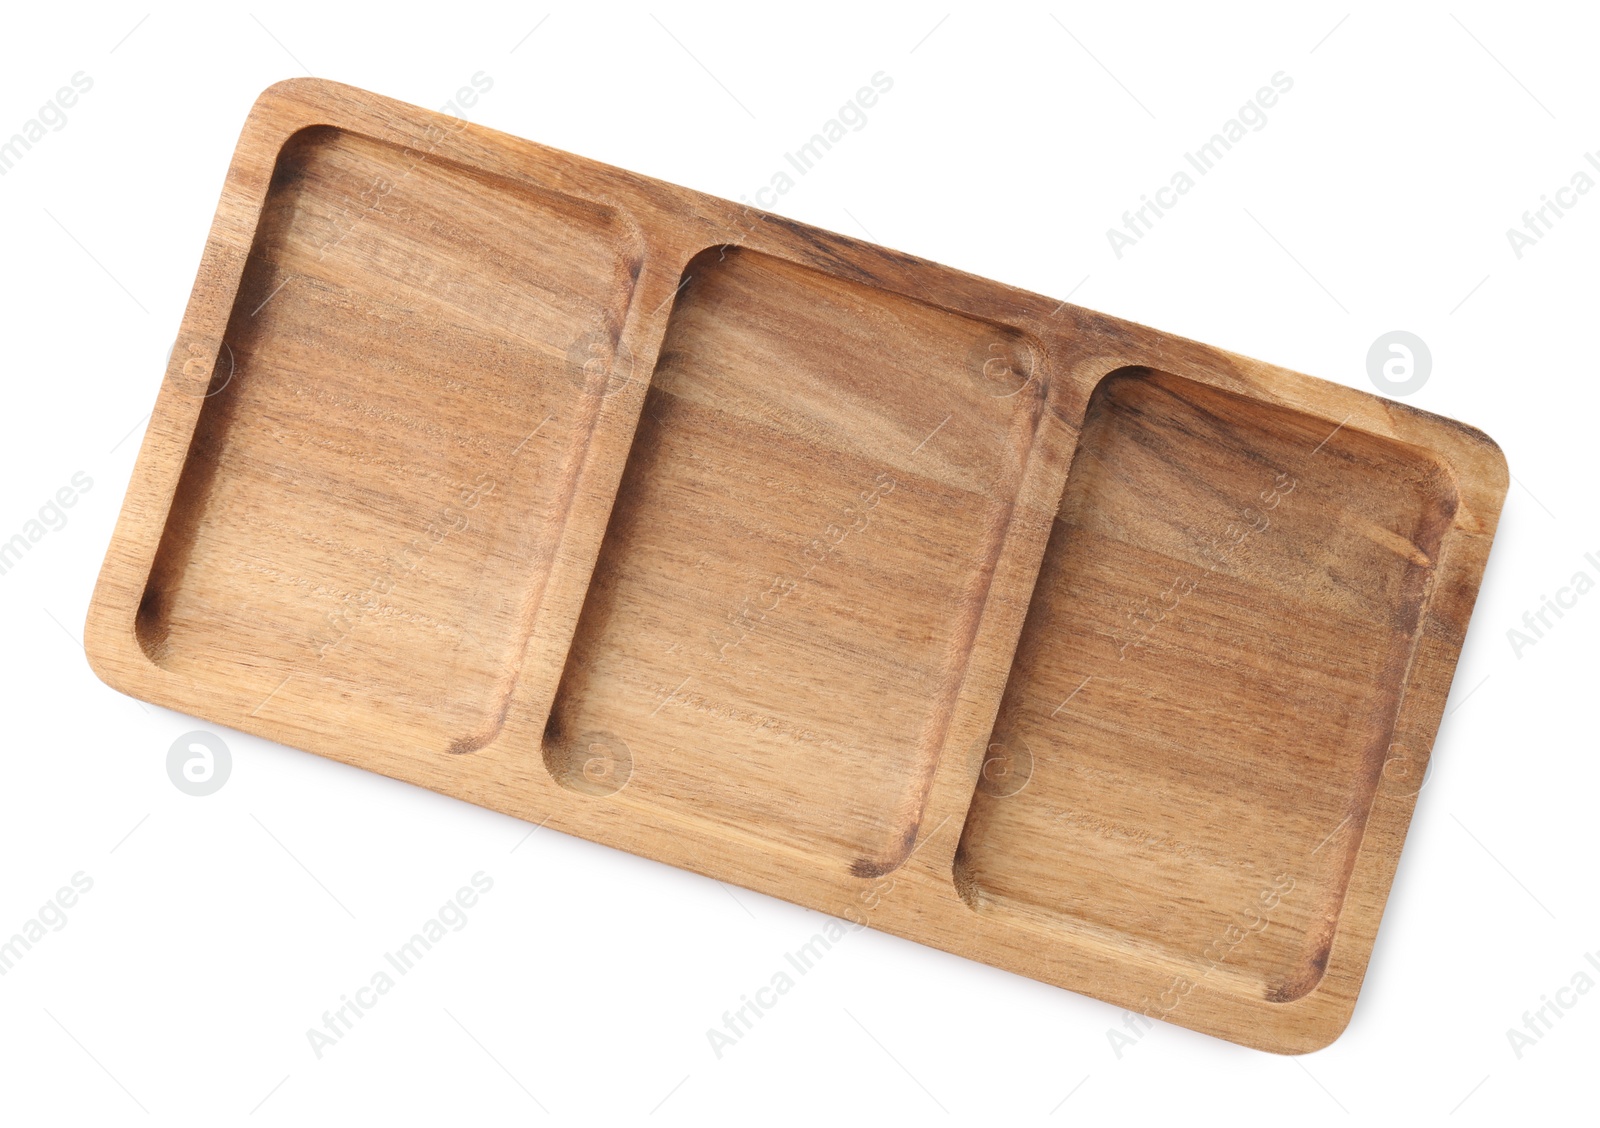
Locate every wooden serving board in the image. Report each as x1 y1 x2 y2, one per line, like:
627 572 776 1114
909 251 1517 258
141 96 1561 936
86 79 1507 1053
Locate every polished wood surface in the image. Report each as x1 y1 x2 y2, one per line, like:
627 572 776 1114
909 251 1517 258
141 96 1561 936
86 79 1508 1053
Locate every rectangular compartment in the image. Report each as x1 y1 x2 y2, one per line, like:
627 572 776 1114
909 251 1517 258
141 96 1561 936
956 367 1457 1001
134 126 639 754
544 247 1042 875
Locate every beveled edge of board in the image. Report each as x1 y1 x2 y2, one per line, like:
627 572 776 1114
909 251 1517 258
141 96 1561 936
83 78 1510 1055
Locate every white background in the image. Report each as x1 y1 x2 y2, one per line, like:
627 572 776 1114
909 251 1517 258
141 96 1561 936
0 1 1593 1124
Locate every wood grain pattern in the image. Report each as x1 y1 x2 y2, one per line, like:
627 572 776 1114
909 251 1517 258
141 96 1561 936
955 369 1458 1007
550 246 1041 877
85 80 1508 1053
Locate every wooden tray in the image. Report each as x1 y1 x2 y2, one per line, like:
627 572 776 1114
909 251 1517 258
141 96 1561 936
85 79 1507 1053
